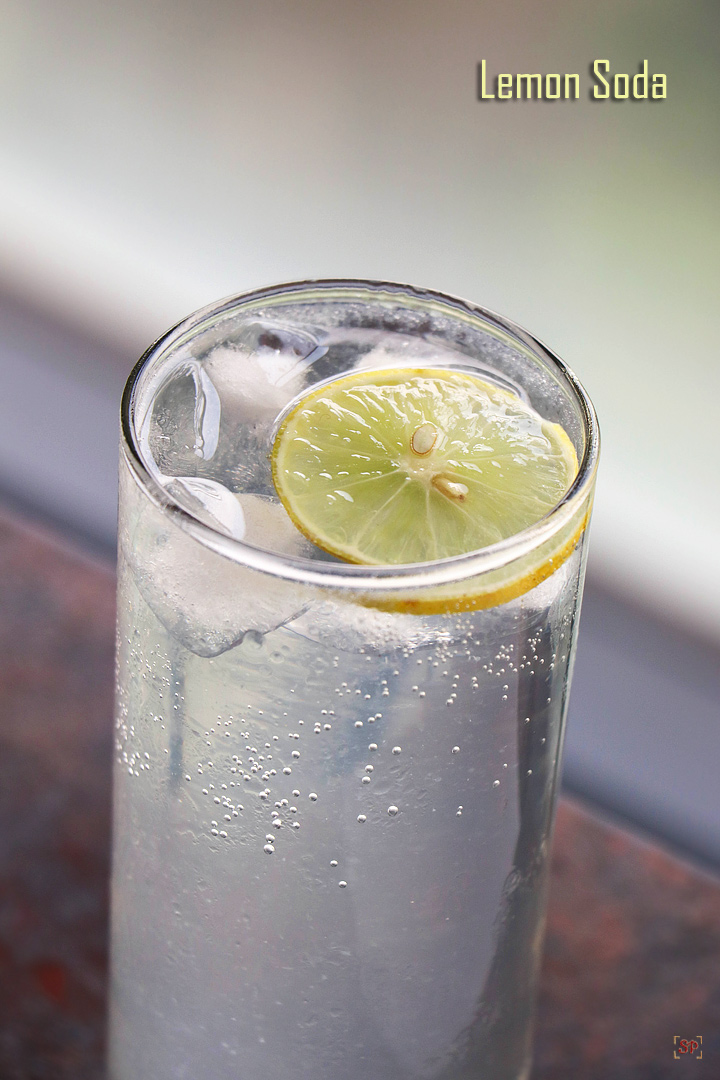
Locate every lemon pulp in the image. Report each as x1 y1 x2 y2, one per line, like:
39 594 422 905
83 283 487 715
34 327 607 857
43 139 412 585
272 367 578 563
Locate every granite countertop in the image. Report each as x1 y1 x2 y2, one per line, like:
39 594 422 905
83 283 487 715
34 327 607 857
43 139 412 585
0 508 718 1079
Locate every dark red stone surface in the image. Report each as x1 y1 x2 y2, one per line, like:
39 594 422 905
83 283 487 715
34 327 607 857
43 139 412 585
0 507 718 1078
537 805 720 1078
0 511 114 1079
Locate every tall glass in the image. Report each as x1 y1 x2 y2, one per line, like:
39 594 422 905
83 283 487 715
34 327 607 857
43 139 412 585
109 280 598 1080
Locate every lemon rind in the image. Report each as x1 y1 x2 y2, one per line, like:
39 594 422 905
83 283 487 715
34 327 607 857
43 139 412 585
358 509 589 614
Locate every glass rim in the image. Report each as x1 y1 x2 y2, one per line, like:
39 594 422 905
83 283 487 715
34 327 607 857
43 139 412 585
121 278 600 593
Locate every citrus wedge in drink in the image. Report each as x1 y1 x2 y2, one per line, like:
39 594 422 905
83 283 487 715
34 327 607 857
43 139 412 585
271 368 586 612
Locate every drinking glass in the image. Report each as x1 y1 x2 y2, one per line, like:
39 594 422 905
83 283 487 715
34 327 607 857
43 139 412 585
109 280 599 1080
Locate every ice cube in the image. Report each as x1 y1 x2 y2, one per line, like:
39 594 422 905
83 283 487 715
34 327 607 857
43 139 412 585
120 477 311 657
192 330 324 495
288 599 452 655
233 318 327 388
164 477 247 538
235 492 318 558
202 319 326 422
140 360 221 477
164 481 317 558
352 338 460 372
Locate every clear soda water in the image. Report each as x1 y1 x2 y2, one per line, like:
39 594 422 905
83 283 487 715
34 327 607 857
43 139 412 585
110 286 595 1080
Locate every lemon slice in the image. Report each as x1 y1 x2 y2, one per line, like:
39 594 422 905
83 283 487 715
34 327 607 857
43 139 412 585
272 367 578 564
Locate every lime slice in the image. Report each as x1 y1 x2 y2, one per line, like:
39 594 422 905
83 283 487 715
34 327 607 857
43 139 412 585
272 368 578 570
